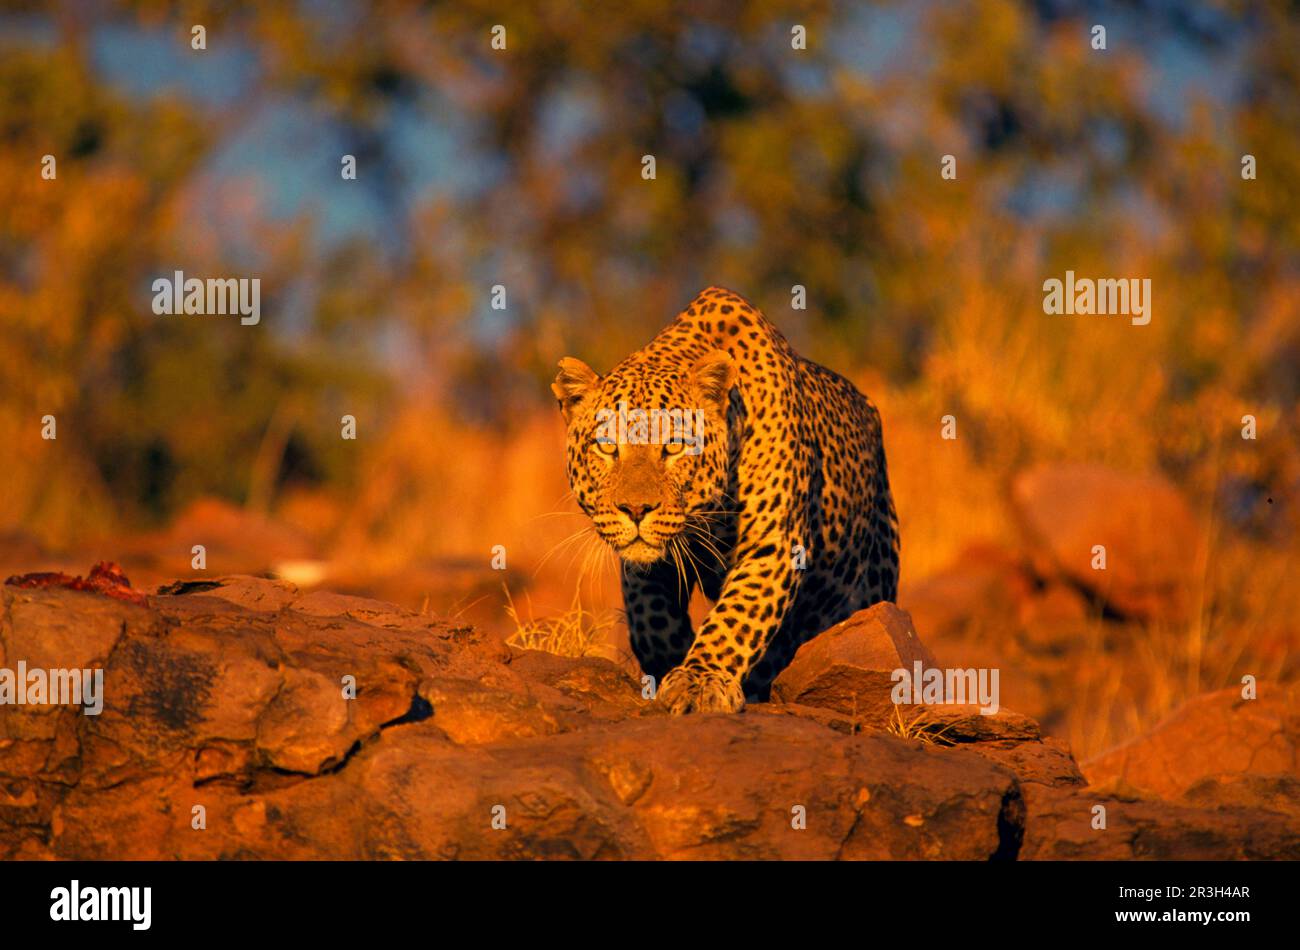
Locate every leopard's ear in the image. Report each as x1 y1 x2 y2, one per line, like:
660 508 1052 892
551 357 600 423
690 349 737 411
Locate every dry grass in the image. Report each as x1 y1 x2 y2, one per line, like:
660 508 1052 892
1065 532 1298 762
886 704 958 747
502 580 620 660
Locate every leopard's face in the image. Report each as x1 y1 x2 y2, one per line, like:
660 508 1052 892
553 351 735 565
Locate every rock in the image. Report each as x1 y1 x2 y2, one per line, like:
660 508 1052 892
883 705 1086 790
1017 581 1090 630
899 543 1035 643
1020 783 1300 860
0 578 1026 859
0 575 1292 860
504 649 649 720
419 677 573 745
913 704 1042 742
1082 683 1300 800
966 737 1086 789
770 603 938 726
1180 773 1300 816
1010 463 1202 621
158 575 300 612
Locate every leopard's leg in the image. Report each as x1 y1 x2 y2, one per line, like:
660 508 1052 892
621 559 696 688
656 537 804 714
741 614 802 701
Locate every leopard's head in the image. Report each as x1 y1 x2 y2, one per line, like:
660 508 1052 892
551 349 735 565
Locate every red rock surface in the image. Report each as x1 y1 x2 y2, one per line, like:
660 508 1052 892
1082 683 1300 799
1020 782 1300 860
771 603 939 725
1 576 1295 860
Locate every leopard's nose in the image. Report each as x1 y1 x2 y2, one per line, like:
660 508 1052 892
618 502 659 524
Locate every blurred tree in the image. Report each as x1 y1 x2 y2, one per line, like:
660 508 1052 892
0 0 1297 545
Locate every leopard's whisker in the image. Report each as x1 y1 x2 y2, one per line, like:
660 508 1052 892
692 536 727 574
534 524 596 576
677 535 708 594
667 536 690 601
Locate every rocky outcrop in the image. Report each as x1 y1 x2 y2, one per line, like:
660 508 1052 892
1 573 1295 859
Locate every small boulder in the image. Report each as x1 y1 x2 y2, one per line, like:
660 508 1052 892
899 543 1035 643
1011 463 1202 621
771 603 938 727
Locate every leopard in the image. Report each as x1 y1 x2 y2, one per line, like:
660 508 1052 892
551 286 899 714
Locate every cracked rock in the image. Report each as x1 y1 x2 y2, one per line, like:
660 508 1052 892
1 575 1295 860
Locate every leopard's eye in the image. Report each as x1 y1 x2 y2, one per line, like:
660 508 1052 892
663 440 685 457
594 439 618 456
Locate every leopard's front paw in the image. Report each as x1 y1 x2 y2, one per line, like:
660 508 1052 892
657 665 745 714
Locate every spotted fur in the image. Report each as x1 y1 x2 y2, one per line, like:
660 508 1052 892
551 287 899 713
